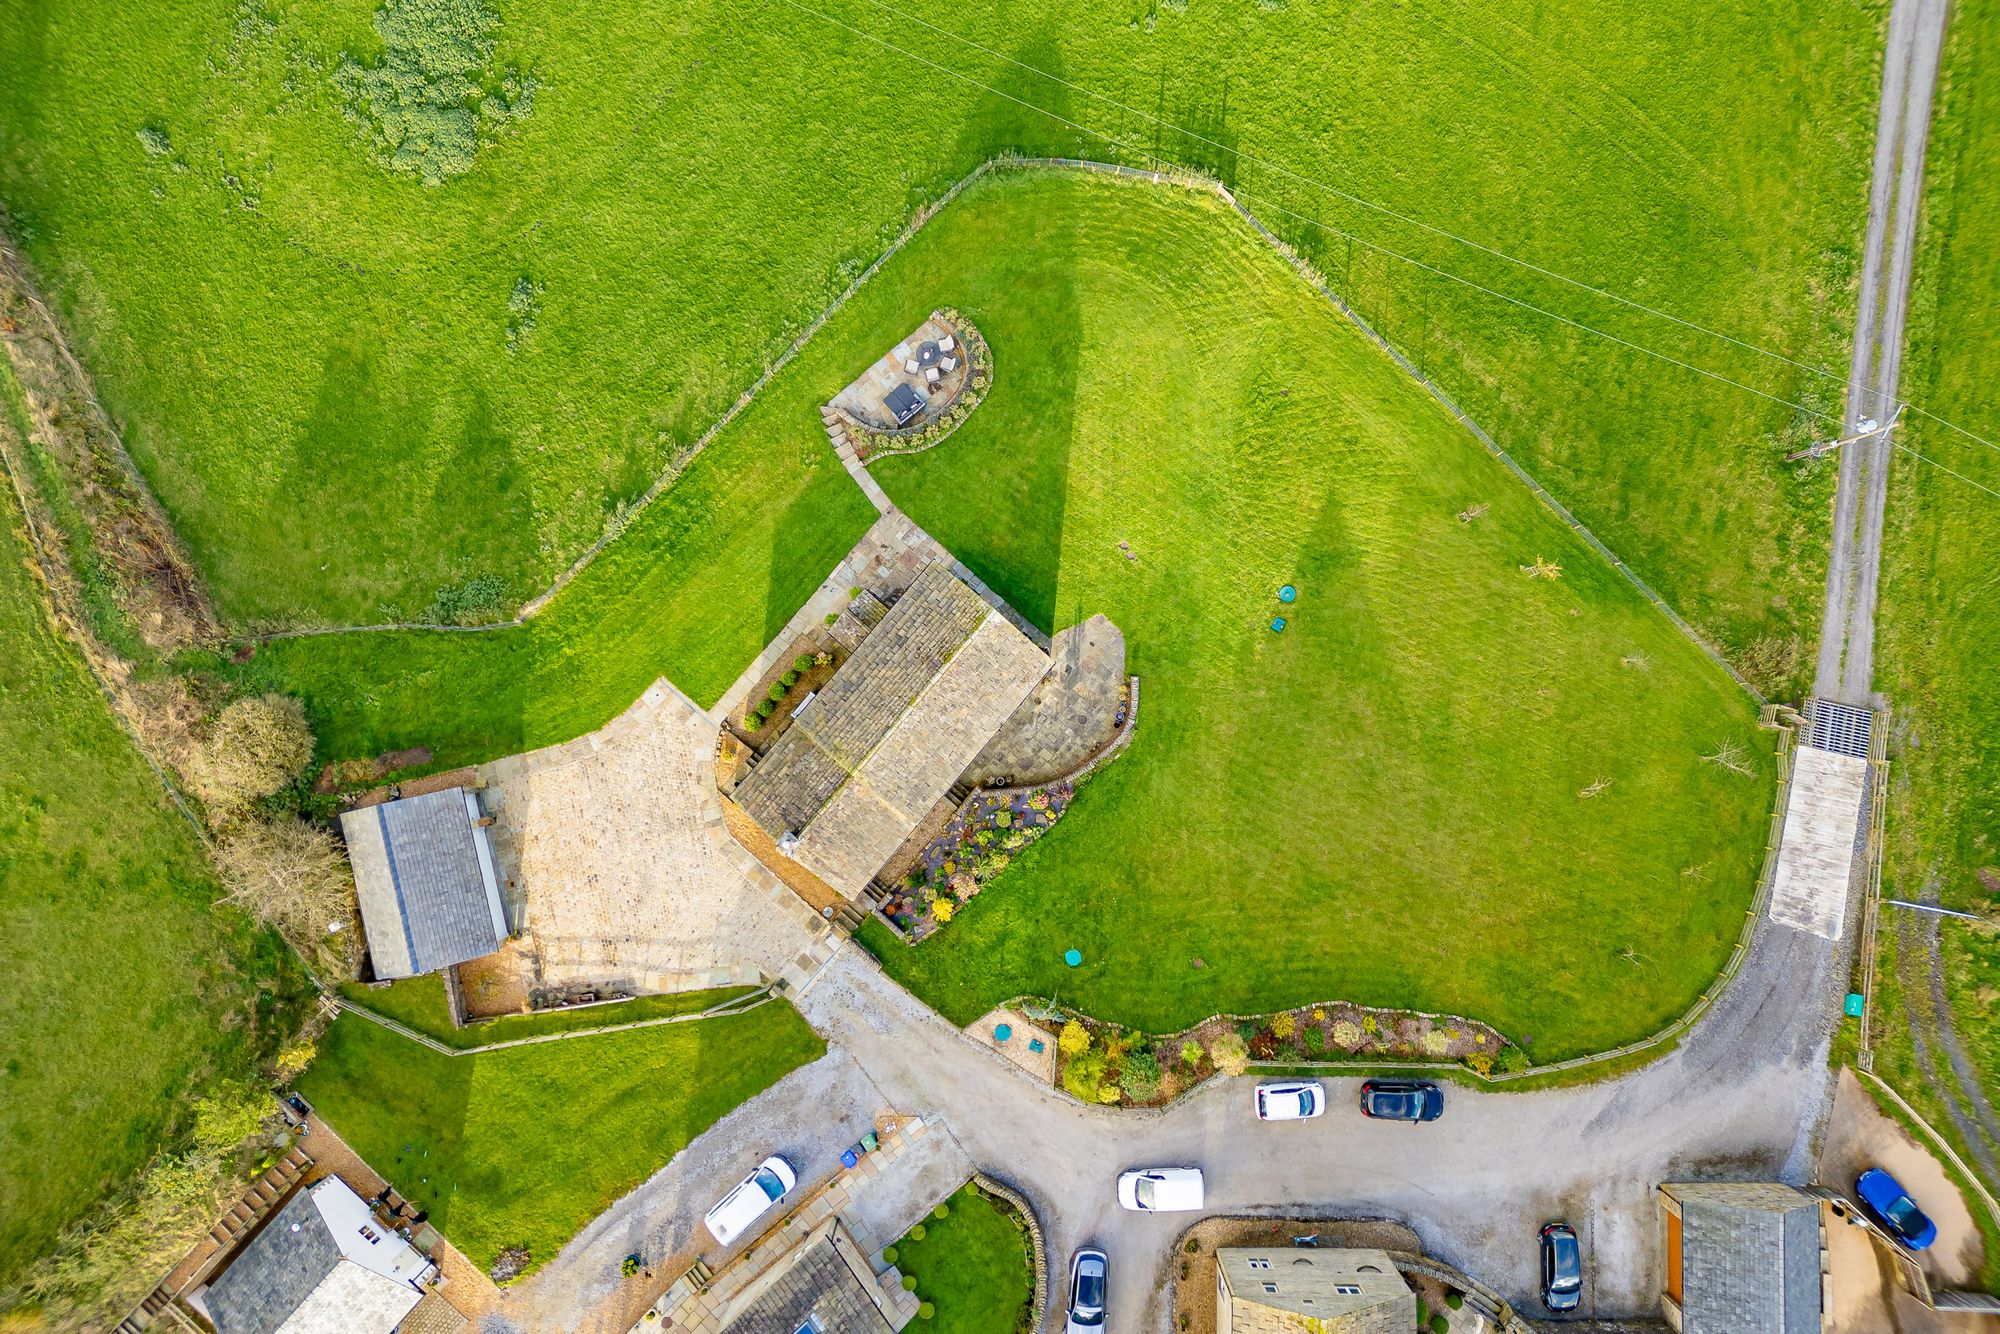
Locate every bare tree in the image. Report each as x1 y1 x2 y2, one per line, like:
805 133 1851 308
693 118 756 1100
1702 738 1755 776
214 816 356 975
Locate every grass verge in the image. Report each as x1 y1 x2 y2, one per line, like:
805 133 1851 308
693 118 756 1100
294 999 824 1277
890 1183 1034 1334
336 976 759 1049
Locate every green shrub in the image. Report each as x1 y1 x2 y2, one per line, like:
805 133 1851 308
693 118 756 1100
742 714 763 732
994 810 1013 829
1120 1048 1162 1101
902 1274 918 1291
780 670 800 688
1304 1027 1325 1054
882 1246 898 1264
793 654 813 672
1445 1292 1463 1310
909 1224 927 1242
1429 1315 1448 1334
1180 1041 1204 1067
932 1203 949 1220
1185 1237 1200 1254
918 1303 935 1320
1416 1301 1428 1325
754 698 775 719
1495 1045 1531 1074
768 683 788 703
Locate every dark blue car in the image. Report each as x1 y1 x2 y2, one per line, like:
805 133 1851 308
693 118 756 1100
1857 1169 1937 1250
1358 1080 1444 1122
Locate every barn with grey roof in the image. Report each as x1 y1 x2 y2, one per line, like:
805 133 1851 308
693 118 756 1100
734 560 1050 897
1657 1182 1824 1334
340 788 508 979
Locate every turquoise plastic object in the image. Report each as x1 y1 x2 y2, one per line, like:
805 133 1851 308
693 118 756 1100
1029 1038 1045 1053
1278 585 1297 603
1065 949 1083 967
1271 617 1287 632
994 1023 1013 1042
1844 992 1866 1017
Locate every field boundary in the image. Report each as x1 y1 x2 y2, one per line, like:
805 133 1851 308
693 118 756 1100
250 159 1755 711
333 985 776 1056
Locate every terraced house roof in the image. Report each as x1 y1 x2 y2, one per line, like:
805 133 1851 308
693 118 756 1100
736 561 1049 896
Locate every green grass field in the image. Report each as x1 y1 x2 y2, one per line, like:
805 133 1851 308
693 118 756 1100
0 422 306 1286
827 172 1774 1062
0 0 1877 692
296 998 824 1275
1870 0 2000 1196
890 1185 1033 1334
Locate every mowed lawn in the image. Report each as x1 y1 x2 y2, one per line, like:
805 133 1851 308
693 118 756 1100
296 1000 824 1275
1873 0 2000 1159
851 174 1777 1061
891 1185 1033 1334
0 423 304 1284
0 0 1876 690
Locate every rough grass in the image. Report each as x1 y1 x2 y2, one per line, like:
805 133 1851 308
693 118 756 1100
295 998 825 1276
0 0 1877 690
336 975 757 1048
849 173 1777 1063
0 436 306 1287
1870 0 2000 1209
891 1185 1033 1334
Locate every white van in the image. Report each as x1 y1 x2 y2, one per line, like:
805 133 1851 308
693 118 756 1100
704 1156 797 1245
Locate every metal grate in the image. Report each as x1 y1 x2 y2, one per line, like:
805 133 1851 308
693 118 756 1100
1805 698 1873 759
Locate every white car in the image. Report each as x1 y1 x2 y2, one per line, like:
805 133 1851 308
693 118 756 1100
1117 1167 1205 1212
1254 1080 1324 1121
704 1155 797 1245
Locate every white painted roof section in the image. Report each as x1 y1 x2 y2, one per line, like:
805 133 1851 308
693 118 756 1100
310 1178 432 1286
268 1262 421 1334
1768 746 1866 940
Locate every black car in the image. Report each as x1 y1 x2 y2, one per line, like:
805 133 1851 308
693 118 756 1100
1358 1079 1444 1122
1540 1222 1582 1312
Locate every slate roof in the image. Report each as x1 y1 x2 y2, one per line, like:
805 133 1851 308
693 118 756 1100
1666 1183 1823 1334
718 1231 894 1334
341 788 507 979
1216 1249 1414 1334
736 561 1049 895
205 1190 344 1334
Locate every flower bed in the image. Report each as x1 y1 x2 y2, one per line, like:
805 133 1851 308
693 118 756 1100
847 309 993 461
1040 1000 1526 1108
879 782 1073 940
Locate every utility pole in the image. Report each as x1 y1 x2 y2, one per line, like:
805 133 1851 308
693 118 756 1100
1787 402 1904 463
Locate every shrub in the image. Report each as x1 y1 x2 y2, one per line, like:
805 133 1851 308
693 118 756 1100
932 1203 949 1220
909 1224 926 1242
994 809 1012 828
1331 1021 1363 1049
918 1303 934 1320
814 651 833 667
1185 1237 1201 1254
1207 1032 1249 1077
931 900 954 924
1179 1040 1204 1067
755 698 775 719
1059 1021 1092 1058
1445 1292 1463 1310
1495 1045 1531 1074
902 1274 918 1291
780 670 800 688
793 654 814 672
622 1255 641 1276
1416 1301 1428 1325
1120 1048 1162 1101
1304 1027 1325 1054
186 694 314 809
1271 1012 1297 1040
743 714 764 732
272 1040 317 1083
768 684 788 703
1430 1315 1449 1334
882 1246 898 1265
1466 1052 1493 1076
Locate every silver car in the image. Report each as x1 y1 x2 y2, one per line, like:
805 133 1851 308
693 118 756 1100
1067 1248 1107 1334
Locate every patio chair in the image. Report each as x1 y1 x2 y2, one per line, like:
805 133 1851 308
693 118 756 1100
940 356 957 372
904 358 919 375
925 367 941 384
938 334 956 352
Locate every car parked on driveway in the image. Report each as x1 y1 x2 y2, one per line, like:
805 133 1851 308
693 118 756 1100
1254 1080 1324 1121
1066 1248 1107 1334
1358 1079 1444 1122
704 1155 796 1245
1857 1168 1938 1249
1540 1222 1582 1312
1116 1167 1205 1212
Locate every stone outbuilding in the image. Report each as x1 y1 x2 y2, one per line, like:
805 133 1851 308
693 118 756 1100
339 788 508 979
734 560 1050 897
1657 1182 1825 1333
1214 1246 1415 1334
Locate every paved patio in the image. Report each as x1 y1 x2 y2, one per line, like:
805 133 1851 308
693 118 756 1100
479 681 825 995
967 615 1126 787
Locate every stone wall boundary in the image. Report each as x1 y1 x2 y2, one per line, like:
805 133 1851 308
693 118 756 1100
972 1171 1049 1334
333 984 775 1057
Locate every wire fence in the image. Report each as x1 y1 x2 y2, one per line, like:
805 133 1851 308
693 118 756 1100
333 985 774 1057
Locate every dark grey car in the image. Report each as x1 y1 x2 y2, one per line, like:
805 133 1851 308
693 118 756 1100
1358 1079 1444 1122
1540 1222 1582 1312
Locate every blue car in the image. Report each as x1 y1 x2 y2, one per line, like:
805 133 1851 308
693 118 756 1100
1857 1169 1938 1250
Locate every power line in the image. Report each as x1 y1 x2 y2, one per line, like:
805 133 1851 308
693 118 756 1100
836 0 2000 466
779 0 2000 501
